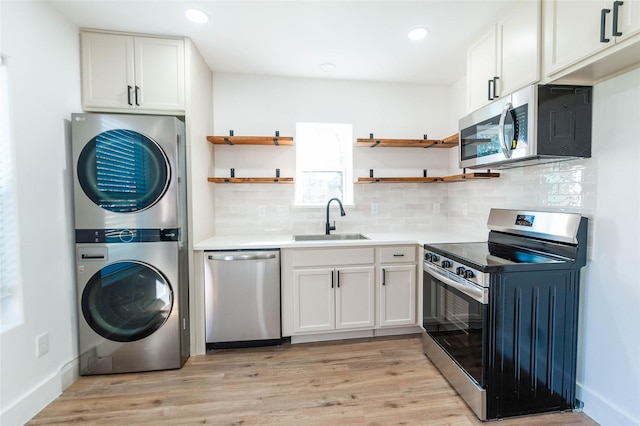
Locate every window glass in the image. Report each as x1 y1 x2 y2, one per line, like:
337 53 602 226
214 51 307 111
295 122 353 206
0 55 24 333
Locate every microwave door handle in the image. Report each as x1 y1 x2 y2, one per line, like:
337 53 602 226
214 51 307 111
498 102 513 159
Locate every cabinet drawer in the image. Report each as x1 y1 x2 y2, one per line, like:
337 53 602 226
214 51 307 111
378 246 416 263
292 247 374 267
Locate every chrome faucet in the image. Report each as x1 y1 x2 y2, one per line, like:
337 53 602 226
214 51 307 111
325 197 346 235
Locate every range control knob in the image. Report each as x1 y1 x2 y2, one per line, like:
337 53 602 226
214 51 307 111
456 266 466 276
425 253 433 262
441 260 452 268
464 270 475 279
431 254 440 262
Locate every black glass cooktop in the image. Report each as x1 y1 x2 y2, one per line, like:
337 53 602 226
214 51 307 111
425 242 567 270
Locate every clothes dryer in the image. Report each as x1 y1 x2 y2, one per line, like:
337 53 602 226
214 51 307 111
71 113 186 235
76 240 189 375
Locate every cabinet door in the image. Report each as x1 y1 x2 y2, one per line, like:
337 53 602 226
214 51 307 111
543 0 608 75
616 0 640 42
379 265 416 327
335 266 375 330
496 0 540 97
293 268 334 333
134 37 185 112
81 32 135 110
467 26 497 112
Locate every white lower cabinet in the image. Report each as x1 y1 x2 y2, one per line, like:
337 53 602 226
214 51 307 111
379 265 416 327
293 266 374 333
378 246 417 328
282 245 418 342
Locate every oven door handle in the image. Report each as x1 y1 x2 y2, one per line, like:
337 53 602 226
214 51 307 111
424 263 488 304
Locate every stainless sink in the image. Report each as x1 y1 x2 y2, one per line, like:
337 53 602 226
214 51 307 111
293 233 369 241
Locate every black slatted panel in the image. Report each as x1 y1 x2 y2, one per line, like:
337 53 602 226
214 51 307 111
487 270 579 419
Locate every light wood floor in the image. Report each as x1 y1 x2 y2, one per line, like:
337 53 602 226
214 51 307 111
28 335 599 425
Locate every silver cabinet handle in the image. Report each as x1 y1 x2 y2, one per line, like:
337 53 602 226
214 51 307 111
207 253 277 261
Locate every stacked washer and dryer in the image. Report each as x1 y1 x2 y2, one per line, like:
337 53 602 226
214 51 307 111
71 113 189 375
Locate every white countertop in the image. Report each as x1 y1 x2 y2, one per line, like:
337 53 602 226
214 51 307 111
194 230 482 250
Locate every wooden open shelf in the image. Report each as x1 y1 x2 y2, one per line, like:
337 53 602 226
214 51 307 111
441 172 500 182
439 133 459 148
355 138 439 148
355 172 499 183
207 136 294 146
356 177 442 183
355 133 459 148
207 177 294 184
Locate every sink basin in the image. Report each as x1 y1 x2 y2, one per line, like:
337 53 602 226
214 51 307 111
293 233 369 241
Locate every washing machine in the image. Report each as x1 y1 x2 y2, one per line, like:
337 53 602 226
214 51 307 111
76 240 189 375
71 113 186 235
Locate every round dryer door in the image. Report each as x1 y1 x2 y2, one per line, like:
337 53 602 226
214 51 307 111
82 261 174 342
77 129 170 213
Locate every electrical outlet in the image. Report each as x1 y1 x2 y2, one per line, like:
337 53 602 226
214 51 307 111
433 202 440 214
36 332 49 358
371 203 379 214
258 205 266 217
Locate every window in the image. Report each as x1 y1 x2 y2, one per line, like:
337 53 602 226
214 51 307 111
295 122 353 206
0 55 24 333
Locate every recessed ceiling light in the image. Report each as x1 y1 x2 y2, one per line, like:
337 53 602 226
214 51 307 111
408 27 429 41
185 9 209 24
319 63 337 72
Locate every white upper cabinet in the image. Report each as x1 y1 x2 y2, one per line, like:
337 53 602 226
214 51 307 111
544 0 640 79
467 1 541 113
467 28 498 113
81 31 185 114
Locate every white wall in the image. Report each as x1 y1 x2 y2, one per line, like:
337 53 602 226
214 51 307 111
0 2 81 424
210 73 453 237
578 69 640 426
446 69 640 425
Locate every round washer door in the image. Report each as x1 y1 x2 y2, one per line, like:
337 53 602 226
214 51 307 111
77 129 170 213
82 261 174 342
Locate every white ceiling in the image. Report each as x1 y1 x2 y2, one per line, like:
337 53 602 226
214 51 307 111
49 0 510 86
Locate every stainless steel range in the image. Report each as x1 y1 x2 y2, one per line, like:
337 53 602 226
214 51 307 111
422 209 588 420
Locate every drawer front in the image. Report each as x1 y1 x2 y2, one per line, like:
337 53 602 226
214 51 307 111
378 246 416 263
292 247 374 267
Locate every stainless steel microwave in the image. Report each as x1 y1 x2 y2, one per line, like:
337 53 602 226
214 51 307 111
459 84 592 169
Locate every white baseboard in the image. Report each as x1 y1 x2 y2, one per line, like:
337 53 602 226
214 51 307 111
0 358 79 426
290 329 374 344
374 325 422 337
289 326 422 345
577 382 639 426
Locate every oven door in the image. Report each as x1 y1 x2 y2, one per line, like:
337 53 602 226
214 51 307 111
422 261 489 419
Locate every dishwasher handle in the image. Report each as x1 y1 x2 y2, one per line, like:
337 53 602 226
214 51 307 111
207 253 277 261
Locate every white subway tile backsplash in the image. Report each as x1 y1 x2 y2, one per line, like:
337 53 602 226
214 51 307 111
213 159 598 237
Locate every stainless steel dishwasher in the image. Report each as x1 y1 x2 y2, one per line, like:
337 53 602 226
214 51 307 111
204 249 281 349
